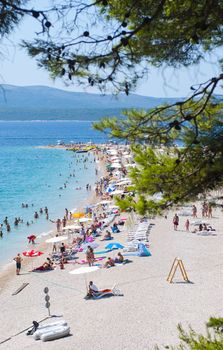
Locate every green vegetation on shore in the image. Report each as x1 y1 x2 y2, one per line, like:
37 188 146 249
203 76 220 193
156 317 223 350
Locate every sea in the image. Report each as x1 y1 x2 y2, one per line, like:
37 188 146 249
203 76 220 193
0 121 107 269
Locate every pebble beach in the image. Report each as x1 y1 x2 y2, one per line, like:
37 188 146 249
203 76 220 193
0 144 223 349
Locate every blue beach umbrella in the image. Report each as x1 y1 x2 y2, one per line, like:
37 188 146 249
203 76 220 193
105 242 124 250
106 185 116 193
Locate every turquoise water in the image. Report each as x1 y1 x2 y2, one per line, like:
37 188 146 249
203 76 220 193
0 121 105 268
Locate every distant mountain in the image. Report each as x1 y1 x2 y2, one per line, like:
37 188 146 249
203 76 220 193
0 85 179 120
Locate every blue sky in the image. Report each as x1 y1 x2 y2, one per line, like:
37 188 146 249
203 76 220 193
1 10 222 98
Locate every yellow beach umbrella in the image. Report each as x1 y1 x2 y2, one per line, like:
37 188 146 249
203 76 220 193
72 212 85 219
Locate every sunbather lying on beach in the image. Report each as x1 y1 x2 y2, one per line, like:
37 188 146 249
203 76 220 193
86 281 117 299
192 223 216 233
33 258 54 271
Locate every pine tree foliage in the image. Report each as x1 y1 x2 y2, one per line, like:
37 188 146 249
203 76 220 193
1 0 222 93
1 1 223 214
95 96 223 214
155 318 223 350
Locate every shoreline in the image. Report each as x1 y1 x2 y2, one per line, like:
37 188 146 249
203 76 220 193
0 145 100 266
1 144 223 349
0 148 106 292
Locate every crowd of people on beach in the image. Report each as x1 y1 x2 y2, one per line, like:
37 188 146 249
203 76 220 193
0 152 97 239
12 145 133 276
172 202 215 232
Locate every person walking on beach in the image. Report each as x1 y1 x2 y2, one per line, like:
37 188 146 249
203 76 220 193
185 219 190 232
173 214 179 231
56 219 61 232
13 253 22 275
192 205 197 218
86 246 94 266
62 216 66 228
208 203 213 218
52 234 59 253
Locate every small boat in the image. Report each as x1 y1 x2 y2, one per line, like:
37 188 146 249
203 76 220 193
57 140 65 145
41 325 70 342
75 150 88 153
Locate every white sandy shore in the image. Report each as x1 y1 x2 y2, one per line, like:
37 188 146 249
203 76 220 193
0 205 223 350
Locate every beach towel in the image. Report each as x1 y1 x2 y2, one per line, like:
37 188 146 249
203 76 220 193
86 236 94 243
123 252 139 257
94 250 112 255
77 257 105 264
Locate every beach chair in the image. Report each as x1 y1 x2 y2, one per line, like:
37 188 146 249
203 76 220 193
88 284 123 299
123 240 139 252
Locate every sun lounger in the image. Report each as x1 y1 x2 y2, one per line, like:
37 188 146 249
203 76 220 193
123 252 139 256
127 220 151 242
86 285 123 299
197 230 215 236
100 237 114 241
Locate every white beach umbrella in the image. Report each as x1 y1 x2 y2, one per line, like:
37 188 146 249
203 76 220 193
123 154 132 158
79 217 93 223
45 236 68 243
69 266 99 275
111 189 124 195
81 242 99 250
99 200 112 205
110 163 122 168
63 224 82 230
150 193 163 202
191 220 209 226
125 163 136 167
108 204 119 209
116 180 132 185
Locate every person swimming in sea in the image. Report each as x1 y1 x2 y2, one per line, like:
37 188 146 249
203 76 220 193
14 218 19 226
0 225 3 237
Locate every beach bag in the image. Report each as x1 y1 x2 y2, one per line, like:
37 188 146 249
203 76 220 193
27 321 39 335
